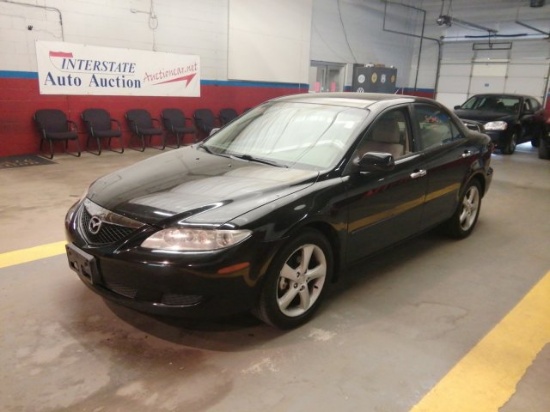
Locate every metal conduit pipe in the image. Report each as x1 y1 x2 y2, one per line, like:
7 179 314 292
1 0 65 41
382 1 442 96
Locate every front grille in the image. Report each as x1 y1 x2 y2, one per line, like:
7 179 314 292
104 281 138 299
161 293 203 306
104 280 203 307
78 199 146 246
81 207 136 245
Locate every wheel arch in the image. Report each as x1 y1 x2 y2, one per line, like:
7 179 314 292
284 220 343 283
468 172 487 198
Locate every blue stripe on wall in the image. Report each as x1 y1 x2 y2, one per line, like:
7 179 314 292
0 70 308 89
0 70 38 79
200 79 308 89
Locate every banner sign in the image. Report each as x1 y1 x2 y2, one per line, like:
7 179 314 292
35 41 200 97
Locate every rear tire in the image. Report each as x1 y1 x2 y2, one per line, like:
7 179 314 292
254 229 332 329
442 180 482 239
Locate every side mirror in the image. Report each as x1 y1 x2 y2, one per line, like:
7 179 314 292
358 152 395 172
454 105 462 110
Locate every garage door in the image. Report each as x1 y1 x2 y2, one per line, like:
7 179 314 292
436 41 550 109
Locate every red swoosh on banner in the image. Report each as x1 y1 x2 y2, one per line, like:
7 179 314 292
49 51 73 58
154 73 196 87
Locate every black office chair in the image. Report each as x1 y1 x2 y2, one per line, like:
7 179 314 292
125 109 166 151
81 108 124 155
193 108 218 139
34 109 81 159
219 108 238 126
161 108 197 148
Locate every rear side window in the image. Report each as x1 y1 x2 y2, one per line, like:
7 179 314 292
413 104 463 151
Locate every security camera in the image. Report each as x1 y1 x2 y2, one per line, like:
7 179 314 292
27 25 33 30
437 15 452 27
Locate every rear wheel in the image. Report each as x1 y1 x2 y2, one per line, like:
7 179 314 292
255 229 332 329
443 180 482 239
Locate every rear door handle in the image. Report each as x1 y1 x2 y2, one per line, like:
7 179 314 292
410 169 427 179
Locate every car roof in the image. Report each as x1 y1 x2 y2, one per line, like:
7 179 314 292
469 93 532 99
272 92 432 109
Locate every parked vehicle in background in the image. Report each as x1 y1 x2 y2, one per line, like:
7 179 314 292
454 94 547 155
65 93 494 329
539 117 550 159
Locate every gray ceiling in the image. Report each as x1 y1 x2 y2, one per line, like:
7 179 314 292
402 0 550 41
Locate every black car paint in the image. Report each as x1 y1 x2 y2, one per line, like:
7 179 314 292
454 93 546 152
65 93 493 320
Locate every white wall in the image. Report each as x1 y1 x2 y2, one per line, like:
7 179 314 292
0 0 314 84
0 0 229 80
228 0 312 84
310 0 420 90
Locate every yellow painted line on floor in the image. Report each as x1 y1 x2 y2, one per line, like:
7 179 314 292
411 270 550 412
0 241 66 269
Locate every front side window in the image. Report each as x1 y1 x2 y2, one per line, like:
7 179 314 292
203 102 368 170
356 109 410 159
414 104 463 150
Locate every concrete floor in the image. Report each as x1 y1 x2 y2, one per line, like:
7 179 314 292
0 143 549 412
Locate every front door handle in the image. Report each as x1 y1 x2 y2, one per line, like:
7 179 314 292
462 150 473 158
410 169 427 179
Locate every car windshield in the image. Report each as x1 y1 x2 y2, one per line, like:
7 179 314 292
201 101 368 170
461 96 521 114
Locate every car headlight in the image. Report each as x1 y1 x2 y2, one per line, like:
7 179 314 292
141 228 252 251
484 121 508 131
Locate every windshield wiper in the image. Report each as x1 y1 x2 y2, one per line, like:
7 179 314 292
230 153 287 168
198 144 230 158
198 143 215 154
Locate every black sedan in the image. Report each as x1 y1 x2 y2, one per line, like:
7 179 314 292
454 93 547 155
65 93 493 329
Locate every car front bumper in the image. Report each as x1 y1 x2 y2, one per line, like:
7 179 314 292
65 228 282 319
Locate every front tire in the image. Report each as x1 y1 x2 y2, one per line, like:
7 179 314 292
255 229 333 329
501 130 518 155
443 180 482 239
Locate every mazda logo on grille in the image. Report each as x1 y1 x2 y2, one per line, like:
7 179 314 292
88 216 103 235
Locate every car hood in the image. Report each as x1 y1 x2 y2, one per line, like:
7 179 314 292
454 109 516 124
87 146 319 226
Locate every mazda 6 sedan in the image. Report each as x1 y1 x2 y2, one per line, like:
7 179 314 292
65 93 494 329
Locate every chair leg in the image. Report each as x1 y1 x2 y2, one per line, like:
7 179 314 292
129 133 145 152
40 139 54 159
150 134 166 150
67 138 81 157
166 132 180 149
166 132 175 149
108 137 124 154
75 138 81 157
86 135 101 156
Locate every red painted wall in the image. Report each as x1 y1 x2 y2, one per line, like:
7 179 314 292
0 76 307 157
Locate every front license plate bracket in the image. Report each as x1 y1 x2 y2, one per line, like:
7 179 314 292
66 243 100 285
